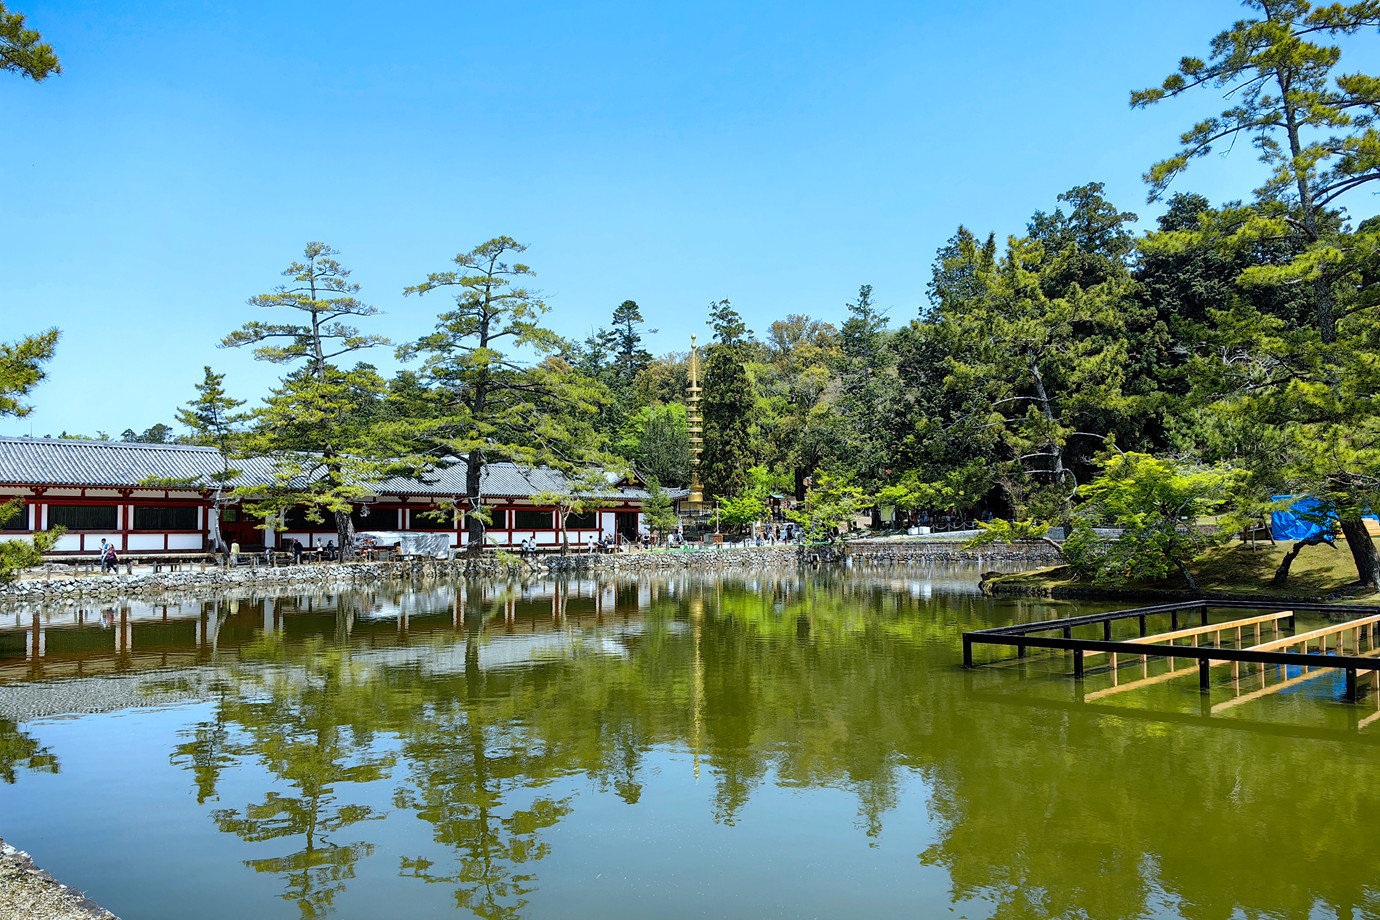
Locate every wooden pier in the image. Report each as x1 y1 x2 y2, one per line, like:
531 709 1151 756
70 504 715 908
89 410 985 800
962 600 1380 702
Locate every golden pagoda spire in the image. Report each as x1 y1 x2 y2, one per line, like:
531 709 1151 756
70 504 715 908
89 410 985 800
686 334 705 507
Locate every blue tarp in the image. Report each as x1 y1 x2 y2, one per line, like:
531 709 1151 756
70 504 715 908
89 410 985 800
1271 495 1332 541
1270 495 1379 541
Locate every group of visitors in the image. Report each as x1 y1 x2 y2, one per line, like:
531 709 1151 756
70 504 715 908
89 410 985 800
98 538 119 574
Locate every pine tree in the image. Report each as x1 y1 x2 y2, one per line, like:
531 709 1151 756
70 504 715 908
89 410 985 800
222 242 391 554
397 237 618 554
0 328 60 580
0 3 60 82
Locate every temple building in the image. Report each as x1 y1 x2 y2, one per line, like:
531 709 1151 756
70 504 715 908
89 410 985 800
0 437 661 555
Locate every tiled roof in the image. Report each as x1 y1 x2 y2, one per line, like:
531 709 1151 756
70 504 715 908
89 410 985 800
0 437 658 501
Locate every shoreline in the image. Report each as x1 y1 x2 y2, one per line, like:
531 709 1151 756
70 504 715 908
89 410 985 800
0 838 117 920
0 540 1060 603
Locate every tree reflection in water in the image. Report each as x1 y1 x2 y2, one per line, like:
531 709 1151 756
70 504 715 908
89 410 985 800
150 573 1380 920
176 600 398 920
0 717 57 784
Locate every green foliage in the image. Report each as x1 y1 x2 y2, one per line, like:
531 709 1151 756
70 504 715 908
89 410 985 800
715 494 765 532
700 300 756 499
0 498 59 582
616 402 691 488
397 237 618 552
224 243 393 551
0 328 58 418
877 461 990 515
1133 0 1380 344
788 473 869 543
642 479 679 539
834 285 899 492
0 3 59 81
964 518 1056 552
1061 453 1242 589
0 327 60 581
940 185 1150 517
756 315 842 498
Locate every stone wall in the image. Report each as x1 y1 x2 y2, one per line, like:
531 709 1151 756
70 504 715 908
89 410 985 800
845 540 1061 564
0 556 523 602
0 540 1057 602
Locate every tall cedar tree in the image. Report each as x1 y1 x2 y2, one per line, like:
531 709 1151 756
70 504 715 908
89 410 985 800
700 300 755 499
398 237 614 554
610 300 655 386
835 285 897 501
222 243 391 553
1134 0 1380 586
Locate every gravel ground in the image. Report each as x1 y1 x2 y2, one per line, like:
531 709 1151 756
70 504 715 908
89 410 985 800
0 839 117 920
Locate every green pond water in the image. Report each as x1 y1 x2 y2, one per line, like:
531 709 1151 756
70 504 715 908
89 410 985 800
0 564 1377 920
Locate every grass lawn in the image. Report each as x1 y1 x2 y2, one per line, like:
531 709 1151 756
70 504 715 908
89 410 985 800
991 536 1379 601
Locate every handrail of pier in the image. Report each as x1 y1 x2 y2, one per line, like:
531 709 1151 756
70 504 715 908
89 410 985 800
1245 612 1380 655
1083 610 1292 660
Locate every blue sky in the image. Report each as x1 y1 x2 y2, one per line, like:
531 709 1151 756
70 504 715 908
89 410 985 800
5 0 1380 437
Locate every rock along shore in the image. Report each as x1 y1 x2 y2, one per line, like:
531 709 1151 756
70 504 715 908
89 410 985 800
0 540 1060 603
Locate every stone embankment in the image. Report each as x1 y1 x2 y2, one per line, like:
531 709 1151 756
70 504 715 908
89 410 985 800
544 544 843 573
0 556 520 602
1 540 1058 602
847 539 1061 564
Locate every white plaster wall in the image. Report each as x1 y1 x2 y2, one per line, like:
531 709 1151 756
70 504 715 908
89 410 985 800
126 535 166 552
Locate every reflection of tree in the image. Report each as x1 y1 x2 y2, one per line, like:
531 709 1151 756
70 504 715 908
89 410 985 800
393 622 572 920
152 574 1380 919
178 629 398 920
171 683 236 804
0 718 57 783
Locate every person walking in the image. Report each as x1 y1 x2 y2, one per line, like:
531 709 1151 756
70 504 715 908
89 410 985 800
98 539 115 574
291 539 303 565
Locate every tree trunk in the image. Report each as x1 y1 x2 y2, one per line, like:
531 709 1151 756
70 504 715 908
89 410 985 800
334 508 355 560
1338 516 1380 589
465 449 486 556
1271 533 1332 588
1174 559 1201 594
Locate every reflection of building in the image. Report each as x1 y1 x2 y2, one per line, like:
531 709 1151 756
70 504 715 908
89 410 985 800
0 438 660 555
0 581 660 693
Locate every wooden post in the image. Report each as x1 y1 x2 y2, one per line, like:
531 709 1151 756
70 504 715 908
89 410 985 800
962 636 973 669
1138 614 1147 636
1199 657 1210 692
1346 668 1359 703
1171 610 1179 631
1103 620 1112 640
1074 649 1085 680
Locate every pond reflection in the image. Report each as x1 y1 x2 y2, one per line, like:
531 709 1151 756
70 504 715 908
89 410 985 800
0 567 1378 920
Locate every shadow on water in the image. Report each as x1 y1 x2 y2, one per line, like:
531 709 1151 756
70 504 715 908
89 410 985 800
0 564 1378 920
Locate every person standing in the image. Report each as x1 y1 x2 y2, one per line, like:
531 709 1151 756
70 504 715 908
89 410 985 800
98 539 114 574
292 539 303 565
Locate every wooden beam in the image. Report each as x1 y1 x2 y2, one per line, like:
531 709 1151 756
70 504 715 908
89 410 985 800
1211 646 1380 714
1084 611 1292 659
